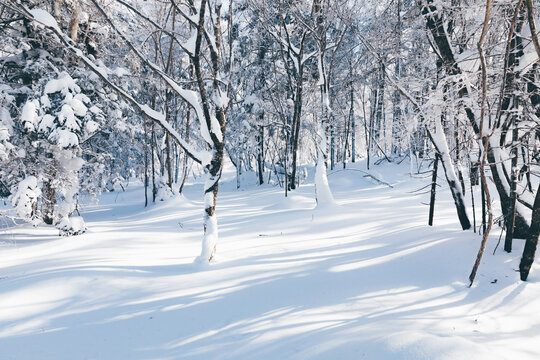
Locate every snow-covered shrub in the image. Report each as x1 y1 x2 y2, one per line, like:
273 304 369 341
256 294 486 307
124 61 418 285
0 87 15 161
155 177 173 201
19 71 98 225
56 216 87 236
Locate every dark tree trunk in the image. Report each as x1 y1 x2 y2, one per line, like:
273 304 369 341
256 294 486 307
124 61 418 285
289 60 304 190
519 184 540 280
42 179 55 225
143 118 149 207
151 123 157 202
392 0 402 155
488 149 530 238
428 153 439 226
257 123 264 185
166 133 173 189
504 124 519 252
330 122 335 170
350 77 356 163
375 62 385 149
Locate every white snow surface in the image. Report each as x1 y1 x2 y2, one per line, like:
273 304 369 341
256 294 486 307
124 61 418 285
44 72 79 95
1 160 540 359
29 9 62 33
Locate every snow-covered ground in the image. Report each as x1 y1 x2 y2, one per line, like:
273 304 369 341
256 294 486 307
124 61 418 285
1 160 539 360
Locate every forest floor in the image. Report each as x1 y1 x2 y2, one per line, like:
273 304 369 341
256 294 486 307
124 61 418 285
1 159 539 360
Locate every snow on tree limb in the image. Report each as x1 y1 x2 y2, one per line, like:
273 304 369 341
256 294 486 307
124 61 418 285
11 3 210 165
113 0 196 57
86 0 211 146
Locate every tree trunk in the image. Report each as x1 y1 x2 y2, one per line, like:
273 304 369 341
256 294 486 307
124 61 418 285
428 153 439 226
68 1 80 41
166 133 173 189
504 123 519 252
392 0 402 155
519 183 540 281
199 145 223 262
427 123 471 230
257 123 264 185
151 123 157 202
42 179 55 225
330 122 335 170
375 62 385 152
350 78 356 163
143 118 149 207
289 60 304 190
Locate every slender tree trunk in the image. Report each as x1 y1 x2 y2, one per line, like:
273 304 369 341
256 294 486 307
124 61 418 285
361 86 370 169
350 78 356 163
375 61 385 152
143 118 149 207
151 123 157 202
369 85 377 157
52 0 62 21
469 0 493 286
504 122 519 252
343 103 350 169
470 164 477 233
166 133 173 189
330 122 335 170
428 153 439 226
290 60 304 190
392 0 402 155
481 169 486 234
257 123 264 185
284 122 289 197
68 0 80 41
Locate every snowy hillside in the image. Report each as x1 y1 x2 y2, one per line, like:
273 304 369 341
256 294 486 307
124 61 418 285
1 162 538 360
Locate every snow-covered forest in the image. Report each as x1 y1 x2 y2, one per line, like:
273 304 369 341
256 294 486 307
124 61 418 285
1 0 540 358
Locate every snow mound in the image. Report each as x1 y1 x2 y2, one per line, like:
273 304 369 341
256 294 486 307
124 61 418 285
56 216 87 236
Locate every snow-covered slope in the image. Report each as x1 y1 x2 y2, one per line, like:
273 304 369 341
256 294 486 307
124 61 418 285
1 161 539 359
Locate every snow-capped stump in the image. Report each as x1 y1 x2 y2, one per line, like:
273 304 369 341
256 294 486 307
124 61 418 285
156 178 173 201
10 176 41 226
56 216 87 236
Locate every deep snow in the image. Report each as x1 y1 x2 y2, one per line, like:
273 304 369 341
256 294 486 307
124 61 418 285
1 160 539 360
